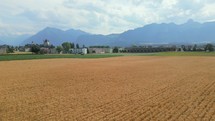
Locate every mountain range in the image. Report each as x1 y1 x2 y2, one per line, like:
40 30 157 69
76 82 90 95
2 19 215 46
0 34 31 46
22 27 89 46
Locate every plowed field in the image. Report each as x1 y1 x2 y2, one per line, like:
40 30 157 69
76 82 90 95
0 56 215 121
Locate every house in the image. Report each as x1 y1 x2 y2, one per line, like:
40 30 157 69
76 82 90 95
70 48 87 54
25 47 31 52
50 48 58 54
118 48 125 53
38 47 58 54
175 47 184 52
40 47 50 54
43 39 50 46
17 46 25 52
88 48 113 54
0 45 7 54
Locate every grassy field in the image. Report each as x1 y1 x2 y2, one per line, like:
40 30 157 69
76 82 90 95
93 52 215 56
118 52 215 56
0 52 215 61
0 54 123 61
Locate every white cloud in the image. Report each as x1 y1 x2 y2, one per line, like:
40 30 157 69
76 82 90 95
0 0 215 36
161 0 178 9
200 3 215 17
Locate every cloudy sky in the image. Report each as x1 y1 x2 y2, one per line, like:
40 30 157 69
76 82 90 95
1 0 215 36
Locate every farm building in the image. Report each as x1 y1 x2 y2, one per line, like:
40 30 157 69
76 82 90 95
118 48 126 52
0 45 7 54
40 47 50 54
175 47 184 52
70 48 87 54
39 48 58 54
88 48 113 54
17 46 25 52
50 48 58 54
25 47 31 52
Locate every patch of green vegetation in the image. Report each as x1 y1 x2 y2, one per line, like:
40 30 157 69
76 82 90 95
122 53 157 56
105 52 215 56
1 52 215 61
0 54 123 61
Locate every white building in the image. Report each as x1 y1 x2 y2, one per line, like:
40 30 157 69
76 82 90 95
70 48 87 54
25 47 31 52
88 48 113 54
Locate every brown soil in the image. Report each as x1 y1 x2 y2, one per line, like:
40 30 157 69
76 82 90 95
0 56 215 121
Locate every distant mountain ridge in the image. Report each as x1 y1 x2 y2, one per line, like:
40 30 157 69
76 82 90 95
22 20 215 46
0 34 31 46
22 27 89 46
117 19 215 46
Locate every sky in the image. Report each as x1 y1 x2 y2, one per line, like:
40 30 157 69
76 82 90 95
1 0 215 36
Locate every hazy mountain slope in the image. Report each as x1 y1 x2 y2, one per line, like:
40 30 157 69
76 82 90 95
75 34 119 46
0 34 31 46
116 20 215 46
22 27 89 45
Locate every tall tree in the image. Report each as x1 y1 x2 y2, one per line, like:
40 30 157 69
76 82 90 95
71 43 75 49
6 46 14 53
113 47 119 53
31 44 40 54
62 42 71 53
76 43 80 49
193 44 197 51
56 46 63 54
181 45 186 51
205 44 214 52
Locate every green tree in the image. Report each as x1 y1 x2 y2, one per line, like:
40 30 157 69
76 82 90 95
113 47 119 53
31 44 40 54
87 48 89 54
193 44 197 51
62 42 72 53
187 45 192 51
76 43 80 49
50 45 55 49
6 46 14 53
181 45 186 51
56 46 63 54
71 43 75 49
205 44 214 52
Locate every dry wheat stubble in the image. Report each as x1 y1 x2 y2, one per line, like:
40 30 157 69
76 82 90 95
0 56 215 121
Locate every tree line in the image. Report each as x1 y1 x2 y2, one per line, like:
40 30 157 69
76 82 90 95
2 42 215 54
30 42 82 54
